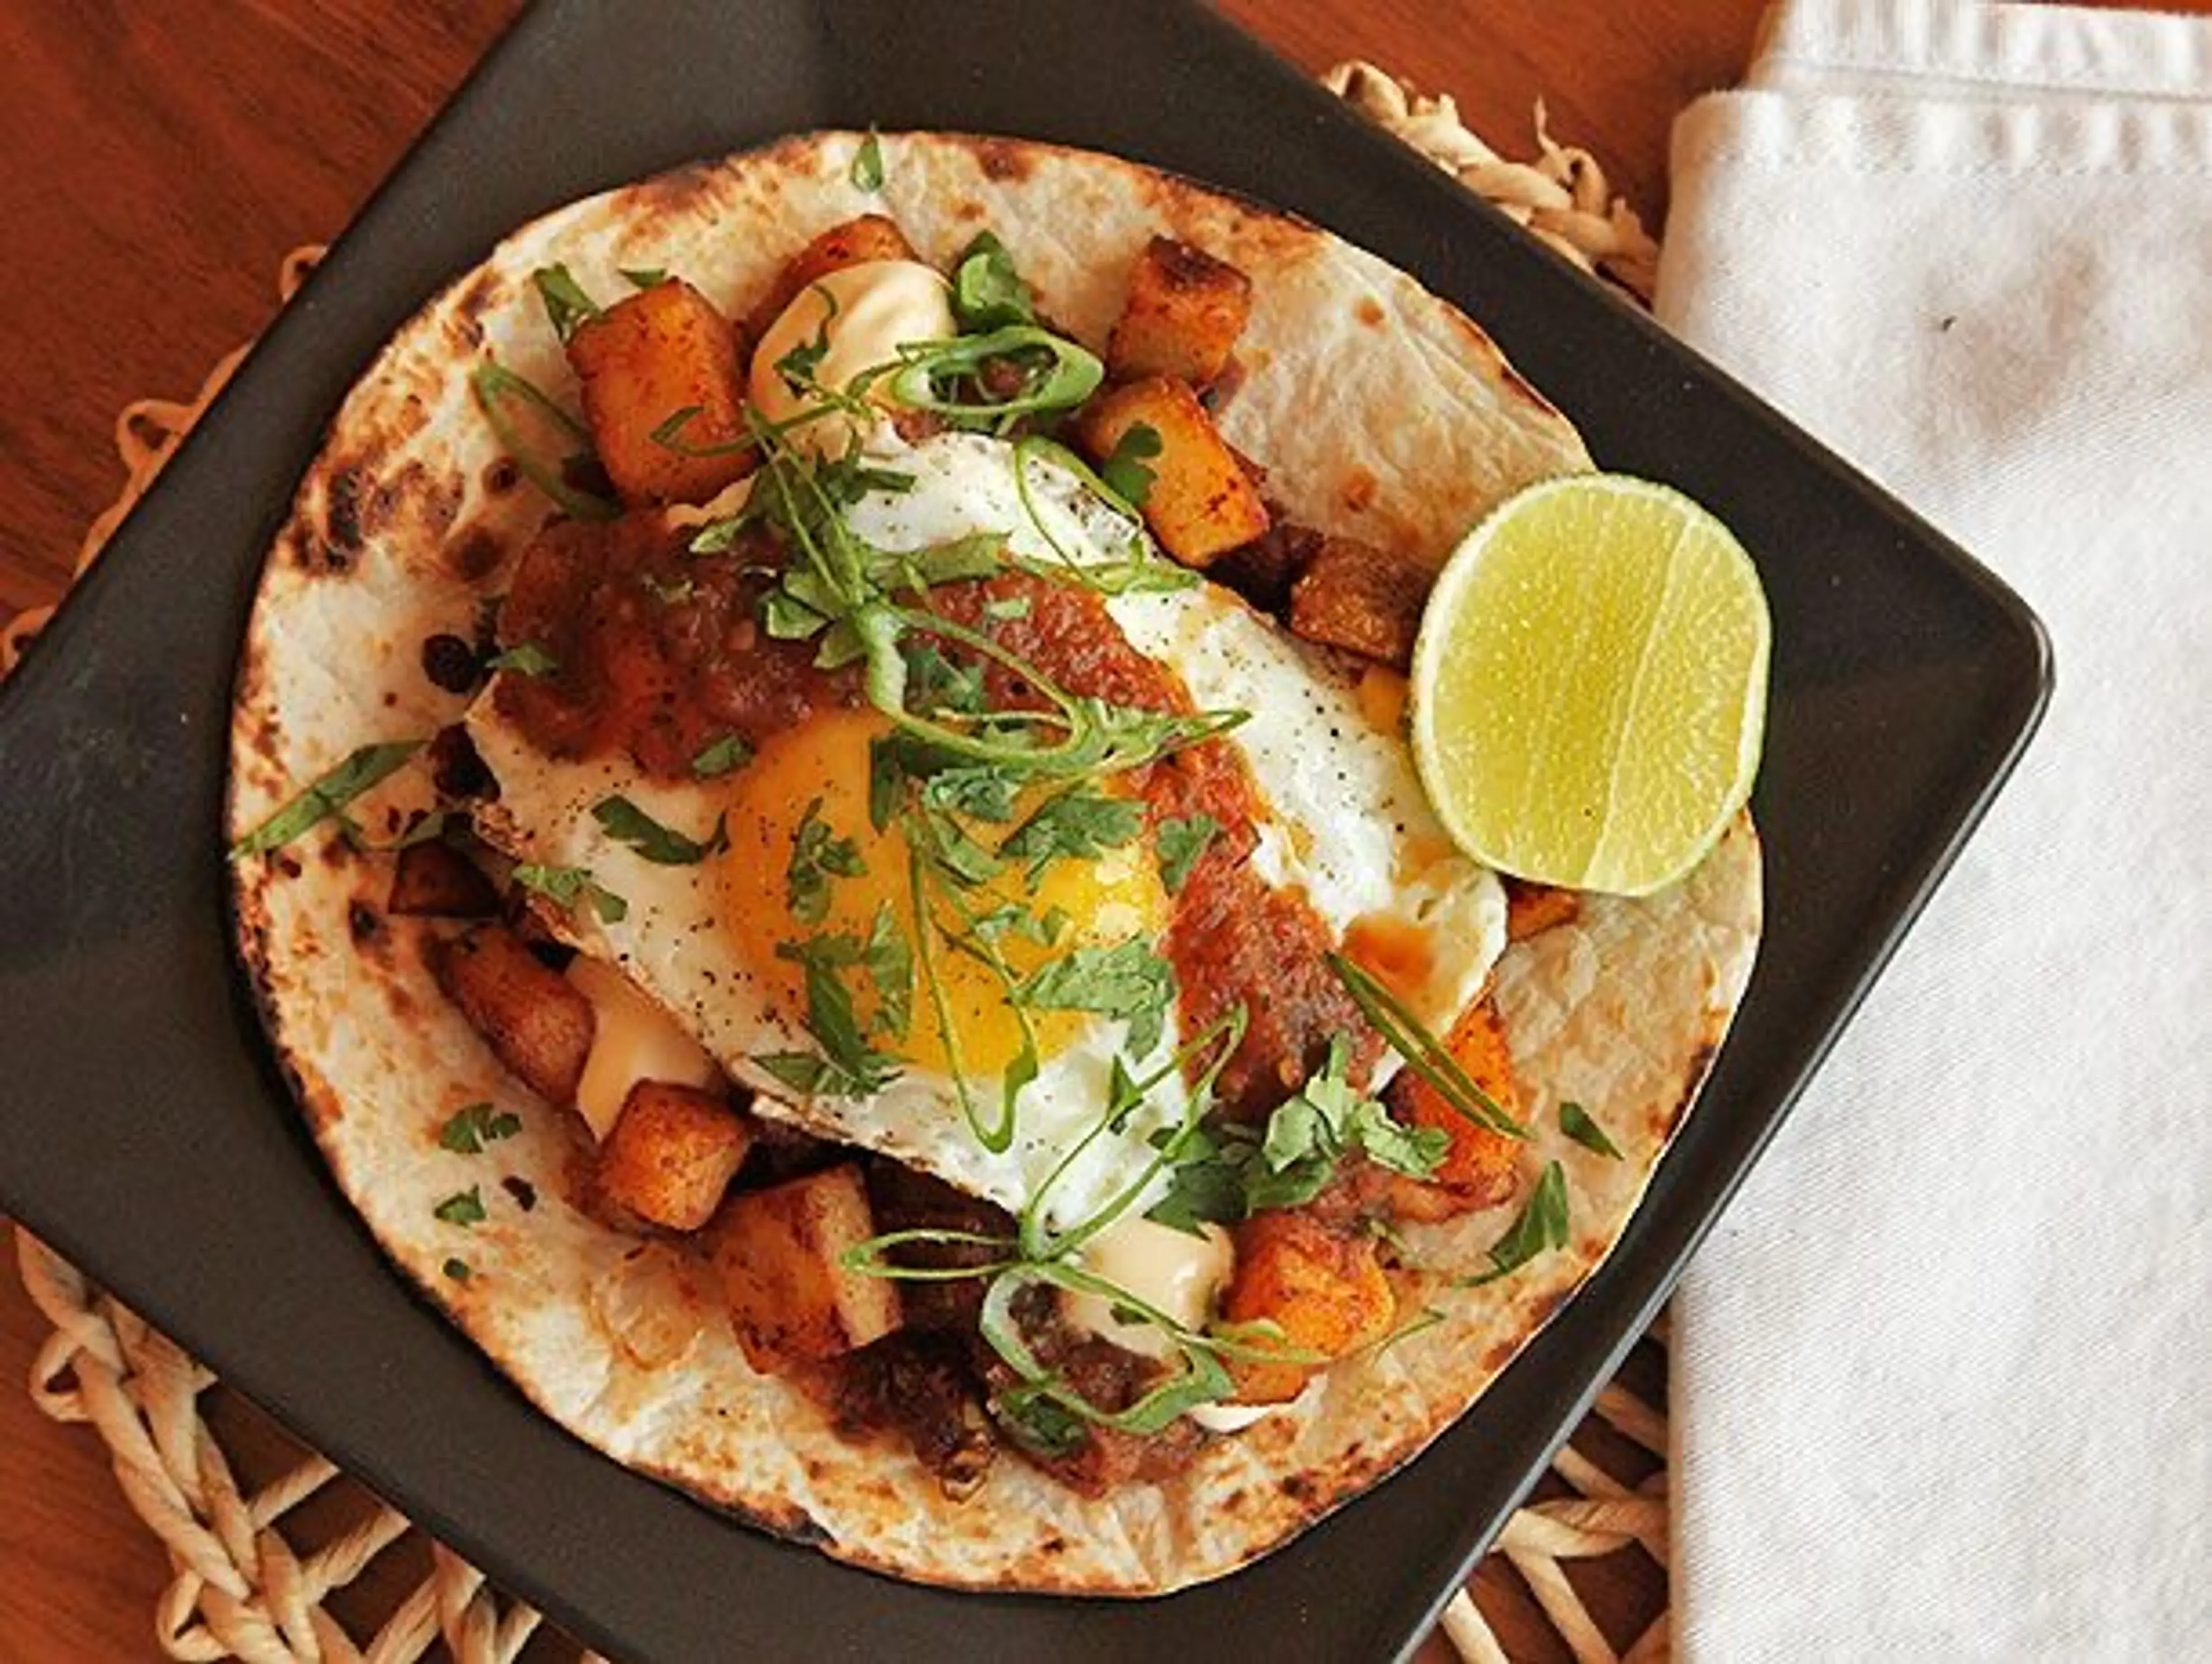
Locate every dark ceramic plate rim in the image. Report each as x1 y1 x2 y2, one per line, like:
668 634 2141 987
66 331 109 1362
0 2 2050 1658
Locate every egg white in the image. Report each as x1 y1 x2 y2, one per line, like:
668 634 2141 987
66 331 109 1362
467 432 1504 1231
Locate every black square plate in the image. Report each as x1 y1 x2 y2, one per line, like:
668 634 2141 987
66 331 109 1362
0 2 2048 1658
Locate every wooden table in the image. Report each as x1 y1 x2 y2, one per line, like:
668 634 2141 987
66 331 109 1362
0 1 1774 1656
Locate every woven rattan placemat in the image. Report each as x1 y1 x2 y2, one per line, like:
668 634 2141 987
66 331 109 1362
6 67 1668 1664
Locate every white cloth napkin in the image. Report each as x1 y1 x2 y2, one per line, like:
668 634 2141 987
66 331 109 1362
1654 3 2212 1657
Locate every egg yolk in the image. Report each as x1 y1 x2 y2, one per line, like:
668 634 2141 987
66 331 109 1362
718 707 1171 1079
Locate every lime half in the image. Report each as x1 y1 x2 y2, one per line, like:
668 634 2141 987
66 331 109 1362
1409 473 1770 897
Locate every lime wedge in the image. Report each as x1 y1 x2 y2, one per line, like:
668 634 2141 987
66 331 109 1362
1408 474 1770 897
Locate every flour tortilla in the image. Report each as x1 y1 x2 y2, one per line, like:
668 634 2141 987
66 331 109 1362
229 131 1760 1594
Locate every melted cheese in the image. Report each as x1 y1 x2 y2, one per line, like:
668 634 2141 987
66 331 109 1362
1063 1217 1233 1363
565 956 719 1141
748 260 955 455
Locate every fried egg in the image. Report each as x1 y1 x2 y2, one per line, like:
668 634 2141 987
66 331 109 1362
467 432 1505 1231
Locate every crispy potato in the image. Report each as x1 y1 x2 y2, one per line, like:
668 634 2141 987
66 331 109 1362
1505 878 1582 941
1287 536 1433 669
1210 517 1323 614
597 1082 754 1231
387 839 499 919
1221 1210 1397 1404
1077 377 1270 569
709 1163 902 1373
567 279 752 506
432 924 595 1106
743 213 921 341
1385 995 1524 1221
1107 236 1254 387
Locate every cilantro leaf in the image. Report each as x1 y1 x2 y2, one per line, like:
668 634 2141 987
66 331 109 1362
485 641 558 676
1559 1102 1623 1160
593 795 730 865
230 740 423 859
862 901 913 1041
760 585 832 642
692 733 753 778
1154 813 1219 894
438 1102 522 1154
530 263 603 344
768 932 901 1097
512 863 627 923
1460 1161 1570 1286
434 1186 487 1227
1152 1037 1444 1223
344 807 450 855
620 266 668 290
949 230 1035 331
903 639 988 715
1001 789 1144 884
909 799 1005 887
643 573 695 604
850 128 885 192
1099 422 1164 508
1146 1152 1248 1235
1349 1098 1451 1178
787 797 866 923
753 1051 844 1096
874 533 1007 594
1016 942 1177 1059
969 903 1068 949
923 764 1021 822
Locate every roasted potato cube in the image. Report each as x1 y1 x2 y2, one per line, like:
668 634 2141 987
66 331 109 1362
567 279 752 506
744 213 921 340
1107 237 1253 387
1385 996 1524 1222
1221 1210 1397 1404
1210 517 1323 614
433 924 595 1106
597 1081 753 1231
387 839 499 919
1077 377 1270 569
710 1163 902 1373
1505 878 1582 941
1287 536 1433 670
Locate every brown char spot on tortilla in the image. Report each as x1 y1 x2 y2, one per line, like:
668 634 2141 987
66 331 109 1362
1525 1283 1572 1332
387 459 462 539
483 457 521 496
1656 1037 1721 1139
967 138 1035 183
347 901 383 947
448 265 506 336
1342 467 1378 513
304 467 369 574
1143 170 1316 264
626 158 727 220
953 199 984 223
445 524 507 585
1355 296 1385 327
1444 308 1571 424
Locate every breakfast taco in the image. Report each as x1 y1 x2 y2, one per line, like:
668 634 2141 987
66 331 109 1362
228 130 1760 1593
